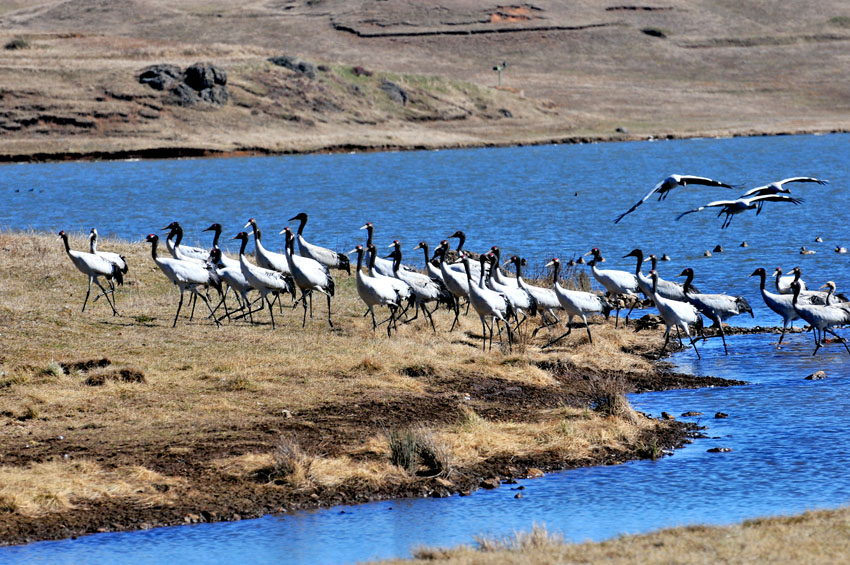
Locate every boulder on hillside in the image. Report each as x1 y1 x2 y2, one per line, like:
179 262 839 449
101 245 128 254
138 64 182 91
268 55 317 79
139 62 229 107
380 79 407 106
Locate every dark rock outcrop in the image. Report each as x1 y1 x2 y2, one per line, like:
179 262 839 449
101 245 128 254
268 55 317 79
139 62 228 107
380 79 407 105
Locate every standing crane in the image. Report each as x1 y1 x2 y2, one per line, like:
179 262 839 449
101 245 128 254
144 233 221 328
58 230 121 316
288 212 351 275
678 267 752 355
162 221 208 262
584 247 639 327
349 244 401 336
461 253 514 351
648 270 703 359
543 257 611 345
89 228 128 305
281 227 335 328
791 280 850 356
748 267 801 346
230 232 295 329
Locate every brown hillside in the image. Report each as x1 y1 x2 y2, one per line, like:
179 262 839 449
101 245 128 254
1 1 849 160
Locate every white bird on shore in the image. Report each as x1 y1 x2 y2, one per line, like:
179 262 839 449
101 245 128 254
349 244 401 336
230 232 294 329
281 227 335 328
202 223 239 269
245 218 292 275
145 233 221 328
288 212 351 275
544 257 611 345
614 174 735 223
649 270 702 359
435 241 470 332
749 267 801 345
162 222 208 262
89 228 128 276
59 230 121 315
462 253 514 351
584 247 639 327
359 222 396 277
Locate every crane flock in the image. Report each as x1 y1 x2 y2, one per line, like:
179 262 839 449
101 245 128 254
56 171 849 358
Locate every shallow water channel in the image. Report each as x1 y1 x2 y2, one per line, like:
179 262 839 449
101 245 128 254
2 134 850 562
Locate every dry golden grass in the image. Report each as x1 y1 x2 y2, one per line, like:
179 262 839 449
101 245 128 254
383 507 850 564
0 460 184 517
0 230 668 526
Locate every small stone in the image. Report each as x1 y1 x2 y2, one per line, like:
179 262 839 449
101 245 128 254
806 370 828 380
681 411 703 417
707 447 732 453
480 478 501 489
514 493 523 499
715 412 729 419
661 412 675 420
526 468 544 478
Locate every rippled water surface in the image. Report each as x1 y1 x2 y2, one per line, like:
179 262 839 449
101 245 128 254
2 134 850 563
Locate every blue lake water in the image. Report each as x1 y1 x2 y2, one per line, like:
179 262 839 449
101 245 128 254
2 134 850 562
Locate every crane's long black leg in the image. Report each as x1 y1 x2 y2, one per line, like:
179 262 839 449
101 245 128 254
188 292 197 321
92 277 118 315
425 303 437 333
265 294 276 329
301 290 309 328
614 303 621 329
370 307 378 331
719 324 729 355
173 287 185 327
823 328 850 355
449 296 461 332
584 315 593 344
777 320 789 345
326 293 333 328
196 291 221 327
660 328 670 355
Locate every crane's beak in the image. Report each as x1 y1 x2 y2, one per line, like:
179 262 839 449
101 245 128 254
278 228 288 235
243 220 253 229
583 251 592 256
544 261 554 268
643 256 652 262
387 242 395 248
359 224 369 230
347 248 359 256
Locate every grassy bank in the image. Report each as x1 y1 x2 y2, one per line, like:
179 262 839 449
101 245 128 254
384 506 850 564
0 230 721 544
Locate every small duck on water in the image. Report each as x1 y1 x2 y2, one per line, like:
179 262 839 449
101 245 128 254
800 246 816 255
740 241 749 248
815 236 824 243
836 245 848 254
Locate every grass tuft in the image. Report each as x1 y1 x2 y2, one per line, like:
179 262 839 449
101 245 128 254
4 37 28 50
388 426 452 477
264 435 313 488
587 376 636 421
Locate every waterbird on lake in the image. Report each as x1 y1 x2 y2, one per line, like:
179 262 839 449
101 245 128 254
773 267 804 295
288 212 351 275
791 280 850 356
613 174 735 224
749 267 804 345
584 247 639 327
836 246 848 254
800 246 816 255
678 267 753 355
788 266 848 304
713 245 724 253
649 270 702 359
145 233 221 328
816 236 824 243
230 232 294 329
740 241 748 248
676 194 803 229
542 257 611 345
59 230 121 316
624 249 692 302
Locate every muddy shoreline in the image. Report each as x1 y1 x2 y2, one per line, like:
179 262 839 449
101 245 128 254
1 128 847 165
0 348 742 548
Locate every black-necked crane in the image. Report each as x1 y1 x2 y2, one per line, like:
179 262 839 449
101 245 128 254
773 267 804 295
145 233 221 328
281 227 335 328
486 254 536 330
740 177 828 213
412 241 444 283
230 232 294 329
162 221 208 262
789 266 848 304
584 247 639 327
387 242 453 331
678 267 752 355
748 267 801 345
447 230 481 280
489 246 518 287
89 228 128 276
203 223 239 269
614 174 735 224
245 218 292 275
288 212 351 275
676 194 803 229
59 230 121 316
359 222 395 277
791 280 850 356
208 247 260 323
434 241 469 331
461 253 514 351
366 244 412 320
649 270 702 359
543 257 611 345
506 255 562 331
349 244 401 336
623 249 694 304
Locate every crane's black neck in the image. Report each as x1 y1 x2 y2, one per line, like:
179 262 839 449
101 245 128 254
755 270 766 291
364 225 373 248
390 249 401 273
454 232 466 252
550 261 561 283
418 243 430 266
60 232 71 254
649 256 657 272
238 235 248 256
149 235 159 260
461 257 472 282
295 215 307 236
629 250 644 276
211 225 222 248
512 257 523 280
367 245 377 271
681 270 695 294
248 221 260 243
354 247 364 271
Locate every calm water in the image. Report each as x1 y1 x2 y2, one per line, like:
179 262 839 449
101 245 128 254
2 134 850 562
